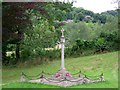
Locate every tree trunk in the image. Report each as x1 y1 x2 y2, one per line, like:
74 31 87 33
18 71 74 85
2 43 8 65
16 43 20 60
16 30 22 62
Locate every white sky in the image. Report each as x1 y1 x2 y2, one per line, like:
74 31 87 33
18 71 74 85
73 0 118 13
3 0 118 13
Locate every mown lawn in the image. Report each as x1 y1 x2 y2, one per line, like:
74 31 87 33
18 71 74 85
2 51 118 88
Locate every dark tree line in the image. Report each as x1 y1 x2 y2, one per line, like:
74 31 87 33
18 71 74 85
65 7 118 23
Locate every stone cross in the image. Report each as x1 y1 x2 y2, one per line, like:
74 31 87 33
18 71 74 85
61 28 65 70
61 28 64 36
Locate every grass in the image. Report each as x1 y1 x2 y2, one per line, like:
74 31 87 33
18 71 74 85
2 51 118 88
2 82 61 88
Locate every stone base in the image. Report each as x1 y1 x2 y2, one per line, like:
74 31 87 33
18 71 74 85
20 69 105 87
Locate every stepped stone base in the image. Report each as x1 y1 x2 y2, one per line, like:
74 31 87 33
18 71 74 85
20 69 105 87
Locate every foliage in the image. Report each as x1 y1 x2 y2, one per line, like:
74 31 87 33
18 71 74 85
2 2 49 64
63 13 118 56
2 2 118 65
66 7 118 23
2 1 73 65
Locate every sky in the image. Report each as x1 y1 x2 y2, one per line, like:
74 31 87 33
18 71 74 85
72 0 118 13
2 0 118 13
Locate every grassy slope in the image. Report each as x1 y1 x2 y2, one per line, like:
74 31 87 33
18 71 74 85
2 51 118 88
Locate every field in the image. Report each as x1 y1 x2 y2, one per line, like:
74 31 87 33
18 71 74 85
2 51 118 88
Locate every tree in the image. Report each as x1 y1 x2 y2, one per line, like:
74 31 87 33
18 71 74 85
74 12 84 22
2 2 73 65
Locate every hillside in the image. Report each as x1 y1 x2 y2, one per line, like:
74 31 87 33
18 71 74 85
66 7 118 23
2 51 118 88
